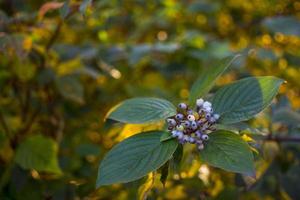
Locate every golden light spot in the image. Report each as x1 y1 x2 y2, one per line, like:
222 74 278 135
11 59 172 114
110 69 121 79
86 155 97 163
22 37 32 51
96 75 106 85
180 89 189 99
274 33 285 43
173 174 180 180
98 30 108 41
262 34 272 45
237 36 248 49
180 172 187 178
157 31 168 41
198 164 210 184
31 170 40 179
278 58 288 70
294 2 300 10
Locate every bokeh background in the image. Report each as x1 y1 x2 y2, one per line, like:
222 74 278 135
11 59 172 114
1 0 300 199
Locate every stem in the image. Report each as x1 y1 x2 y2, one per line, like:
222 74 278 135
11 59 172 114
263 135 300 143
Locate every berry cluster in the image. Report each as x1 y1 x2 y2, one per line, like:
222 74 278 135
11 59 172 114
166 99 220 151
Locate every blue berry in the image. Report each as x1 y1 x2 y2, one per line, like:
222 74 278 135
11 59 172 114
175 113 184 120
201 134 209 141
183 120 191 128
196 98 204 107
178 103 187 110
191 121 198 130
195 130 202 138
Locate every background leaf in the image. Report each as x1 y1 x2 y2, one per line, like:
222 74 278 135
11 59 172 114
15 135 62 174
272 108 300 127
212 76 284 124
189 55 240 104
96 131 178 187
262 16 300 36
107 98 176 124
199 130 254 175
79 0 92 15
55 75 84 104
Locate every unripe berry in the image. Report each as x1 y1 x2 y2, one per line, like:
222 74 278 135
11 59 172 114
204 107 213 113
201 134 209 141
171 130 178 137
203 101 212 109
187 114 195 121
175 113 184 120
196 98 204 107
198 143 204 150
189 137 196 144
213 114 220 120
178 103 187 110
193 112 200 120
167 118 177 126
176 125 184 131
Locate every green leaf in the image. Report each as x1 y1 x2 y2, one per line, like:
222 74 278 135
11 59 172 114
106 98 176 124
199 130 255 175
189 55 240 104
15 135 62 174
212 76 284 124
96 131 178 187
55 75 84 104
160 131 173 142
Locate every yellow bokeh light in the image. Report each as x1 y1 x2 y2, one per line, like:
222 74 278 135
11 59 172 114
196 14 207 25
262 34 272 46
157 31 168 41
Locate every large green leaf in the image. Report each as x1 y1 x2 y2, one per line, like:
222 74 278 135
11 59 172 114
96 131 178 187
15 135 62 174
106 98 176 124
200 130 254 175
189 55 240 104
212 76 284 124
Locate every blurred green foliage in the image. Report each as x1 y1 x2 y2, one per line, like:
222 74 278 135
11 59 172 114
0 0 300 199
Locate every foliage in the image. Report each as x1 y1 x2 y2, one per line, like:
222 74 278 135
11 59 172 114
0 0 300 199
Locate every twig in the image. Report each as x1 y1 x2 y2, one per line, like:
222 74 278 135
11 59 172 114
0 110 11 138
45 19 63 51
